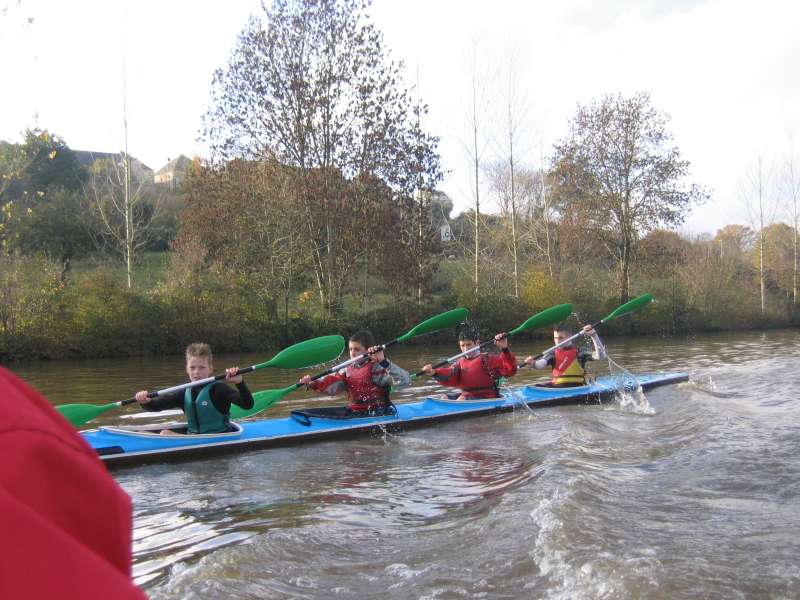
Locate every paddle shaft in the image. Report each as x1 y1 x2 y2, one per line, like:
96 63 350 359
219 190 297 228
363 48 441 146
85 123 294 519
158 365 258 393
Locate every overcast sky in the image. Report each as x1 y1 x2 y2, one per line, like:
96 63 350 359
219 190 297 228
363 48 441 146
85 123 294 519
2 0 798 235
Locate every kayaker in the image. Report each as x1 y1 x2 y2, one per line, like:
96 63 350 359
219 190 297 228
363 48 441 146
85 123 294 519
298 330 410 416
420 328 517 400
134 343 254 434
524 323 607 387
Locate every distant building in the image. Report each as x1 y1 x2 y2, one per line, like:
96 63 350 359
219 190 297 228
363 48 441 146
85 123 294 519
73 150 154 183
429 190 454 243
154 155 192 189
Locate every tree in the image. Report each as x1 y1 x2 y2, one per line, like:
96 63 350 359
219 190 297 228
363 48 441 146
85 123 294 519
458 38 491 297
550 92 708 304
0 140 26 252
783 139 800 304
382 187 442 308
680 232 753 326
203 0 440 313
760 222 795 301
18 129 86 193
86 156 166 288
0 254 64 348
639 229 691 276
407 100 444 306
486 162 546 289
0 130 92 274
486 52 536 298
716 224 756 253
740 155 777 314
174 159 309 329
14 187 93 279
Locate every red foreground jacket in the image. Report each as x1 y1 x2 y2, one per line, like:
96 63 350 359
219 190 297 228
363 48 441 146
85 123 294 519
0 368 146 599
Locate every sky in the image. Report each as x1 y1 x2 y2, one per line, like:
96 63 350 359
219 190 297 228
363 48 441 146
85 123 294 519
2 0 799 235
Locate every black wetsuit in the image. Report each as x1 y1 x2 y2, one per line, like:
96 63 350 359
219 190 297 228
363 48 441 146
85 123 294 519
141 381 254 415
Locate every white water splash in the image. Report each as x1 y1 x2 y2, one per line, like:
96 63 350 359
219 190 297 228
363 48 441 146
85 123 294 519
604 356 654 415
502 385 537 419
682 374 740 398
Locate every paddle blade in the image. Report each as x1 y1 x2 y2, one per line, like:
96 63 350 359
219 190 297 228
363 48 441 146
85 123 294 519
229 385 297 420
253 335 345 370
602 293 653 322
508 304 573 337
56 402 119 428
396 308 469 343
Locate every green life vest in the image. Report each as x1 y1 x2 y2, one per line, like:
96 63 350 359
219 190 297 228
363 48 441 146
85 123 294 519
184 383 229 434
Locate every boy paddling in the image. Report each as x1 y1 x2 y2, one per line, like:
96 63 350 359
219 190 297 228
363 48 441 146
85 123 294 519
524 323 606 387
299 330 410 416
135 343 254 434
420 329 517 400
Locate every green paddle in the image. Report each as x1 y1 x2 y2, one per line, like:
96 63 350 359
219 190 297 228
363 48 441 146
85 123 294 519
413 303 573 378
231 307 470 420
524 293 654 364
56 334 346 428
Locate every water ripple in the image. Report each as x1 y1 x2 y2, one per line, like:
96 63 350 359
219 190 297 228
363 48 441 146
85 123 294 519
65 329 800 599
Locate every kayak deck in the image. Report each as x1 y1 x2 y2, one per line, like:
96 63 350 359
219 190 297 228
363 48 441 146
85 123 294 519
84 372 688 468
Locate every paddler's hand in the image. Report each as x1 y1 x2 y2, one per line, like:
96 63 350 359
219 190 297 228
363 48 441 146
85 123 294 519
581 325 596 337
135 390 151 405
494 333 509 349
299 374 312 387
225 366 243 384
523 356 534 367
367 345 385 363
421 364 434 376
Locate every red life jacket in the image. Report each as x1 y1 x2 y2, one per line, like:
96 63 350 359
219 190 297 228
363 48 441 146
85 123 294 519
455 354 500 399
552 346 585 385
345 361 389 411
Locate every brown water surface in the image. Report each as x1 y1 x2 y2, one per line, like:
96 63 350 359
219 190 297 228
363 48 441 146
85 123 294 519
7 329 800 599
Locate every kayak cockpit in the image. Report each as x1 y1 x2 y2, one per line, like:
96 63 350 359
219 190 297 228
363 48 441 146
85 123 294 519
290 404 398 426
98 421 244 439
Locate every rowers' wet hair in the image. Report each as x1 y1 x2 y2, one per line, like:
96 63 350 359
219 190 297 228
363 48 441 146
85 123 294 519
458 327 480 343
553 322 574 335
349 330 376 349
185 342 213 364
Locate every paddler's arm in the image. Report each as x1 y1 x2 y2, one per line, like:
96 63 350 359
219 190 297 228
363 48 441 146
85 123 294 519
524 356 551 370
135 390 182 411
370 348 411 390
420 362 460 386
211 366 254 412
299 372 347 396
490 333 517 376
385 360 411 388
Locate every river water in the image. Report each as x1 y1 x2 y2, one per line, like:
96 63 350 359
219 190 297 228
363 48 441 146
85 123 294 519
8 329 800 599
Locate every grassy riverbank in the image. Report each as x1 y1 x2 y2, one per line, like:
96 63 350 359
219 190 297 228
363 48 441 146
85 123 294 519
2 251 797 363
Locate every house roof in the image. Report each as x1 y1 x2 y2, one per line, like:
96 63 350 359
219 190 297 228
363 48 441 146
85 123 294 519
73 150 153 172
154 154 191 176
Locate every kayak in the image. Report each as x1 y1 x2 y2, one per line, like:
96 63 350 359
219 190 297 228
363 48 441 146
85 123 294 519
83 372 688 469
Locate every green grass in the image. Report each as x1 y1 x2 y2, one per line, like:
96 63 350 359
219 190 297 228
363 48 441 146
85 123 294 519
71 251 171 288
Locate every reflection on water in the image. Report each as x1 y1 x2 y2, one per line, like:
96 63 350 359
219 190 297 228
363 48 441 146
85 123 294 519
6 328 800 598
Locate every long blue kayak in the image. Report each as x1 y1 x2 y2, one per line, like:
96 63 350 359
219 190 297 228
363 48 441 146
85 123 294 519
83 372 688 468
